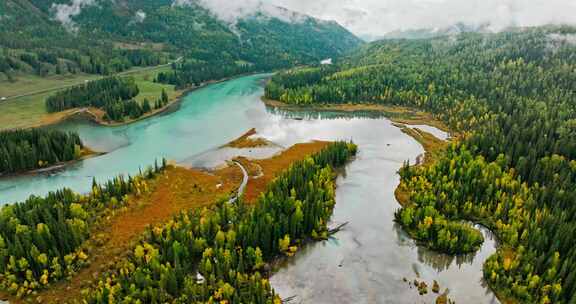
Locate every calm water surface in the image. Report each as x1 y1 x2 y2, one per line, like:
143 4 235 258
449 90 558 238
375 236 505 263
0 74 499 303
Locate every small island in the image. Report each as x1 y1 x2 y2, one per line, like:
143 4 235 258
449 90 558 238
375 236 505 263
223 128 275 149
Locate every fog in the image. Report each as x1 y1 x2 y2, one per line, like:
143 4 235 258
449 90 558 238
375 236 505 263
266 0 576 39
51 0 96 32
173 0 306 24
52 0 576 38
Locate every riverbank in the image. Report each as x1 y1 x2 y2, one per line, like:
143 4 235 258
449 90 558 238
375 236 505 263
236 140 331 203
391 123 514 304
0 147 103 180
262 97 506 303
393 125 449 208
36 74 265 129
223 128 275 148
262 98 449 133
393 124 448 211
0 67 257 131
31 83 185 129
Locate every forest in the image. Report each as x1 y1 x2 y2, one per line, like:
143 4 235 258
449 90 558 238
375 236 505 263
83 141 356 303
46 77 139 112
1 0 360 88
0 1 167 79
0 160 167 297
265 26 576 303
156 61 257 90
0 128 83 174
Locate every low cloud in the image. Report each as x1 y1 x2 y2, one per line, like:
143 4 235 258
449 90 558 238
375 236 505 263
50 0 576 39
173 0 306 24
135 10 146 23
548 34 576 45
51 0 96 32
265 0 576 39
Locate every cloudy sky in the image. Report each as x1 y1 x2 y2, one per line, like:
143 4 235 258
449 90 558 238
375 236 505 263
262 0 576 38
52 0 576 38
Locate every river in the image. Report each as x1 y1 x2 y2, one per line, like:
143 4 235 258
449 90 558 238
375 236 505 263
0 74 499 303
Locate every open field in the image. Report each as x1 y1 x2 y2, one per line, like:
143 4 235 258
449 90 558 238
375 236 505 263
0 73 102 98
0 92 54 130
130 66 179 103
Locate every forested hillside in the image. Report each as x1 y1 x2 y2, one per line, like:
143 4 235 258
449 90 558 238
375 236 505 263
265 26 576 303
0 0 361 84
0 0 168 79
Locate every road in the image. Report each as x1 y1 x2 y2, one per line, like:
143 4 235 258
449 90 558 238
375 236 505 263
2 57 183 101
229 161 249 204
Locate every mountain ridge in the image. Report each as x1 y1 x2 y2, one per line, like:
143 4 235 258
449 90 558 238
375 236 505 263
0 0 362 82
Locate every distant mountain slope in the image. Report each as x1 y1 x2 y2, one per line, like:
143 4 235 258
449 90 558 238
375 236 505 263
375 23 492 40
0 0 362 82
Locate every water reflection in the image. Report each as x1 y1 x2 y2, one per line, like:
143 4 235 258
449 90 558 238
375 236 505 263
266 106 390 121
268 107 499 304
182 146 283 169
391 222 483 273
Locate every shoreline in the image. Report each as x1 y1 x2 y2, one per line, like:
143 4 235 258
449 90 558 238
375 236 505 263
262 97 512 304
390 124 513 304
13 73 265 131
261 98 450 133
0 148 104 181
64 73 268 128
0 136 335 304
222 128 277 149
85 76 234 127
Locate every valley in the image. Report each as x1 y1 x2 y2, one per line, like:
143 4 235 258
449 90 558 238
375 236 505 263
1 1 576 303
0 74 497 304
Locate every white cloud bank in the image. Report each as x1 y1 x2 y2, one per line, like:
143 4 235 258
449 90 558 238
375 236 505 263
173 0 306 24
50 0 576 38
135 10 147 23
51 0 97 32
264 0 576 38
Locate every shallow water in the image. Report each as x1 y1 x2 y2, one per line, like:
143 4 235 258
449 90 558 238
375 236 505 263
0 74 498 303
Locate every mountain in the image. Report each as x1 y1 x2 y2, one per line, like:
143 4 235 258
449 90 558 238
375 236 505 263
375 22 493 40
0 0 362 83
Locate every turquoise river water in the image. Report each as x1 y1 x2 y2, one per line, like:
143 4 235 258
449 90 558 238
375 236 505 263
0 74 499 304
